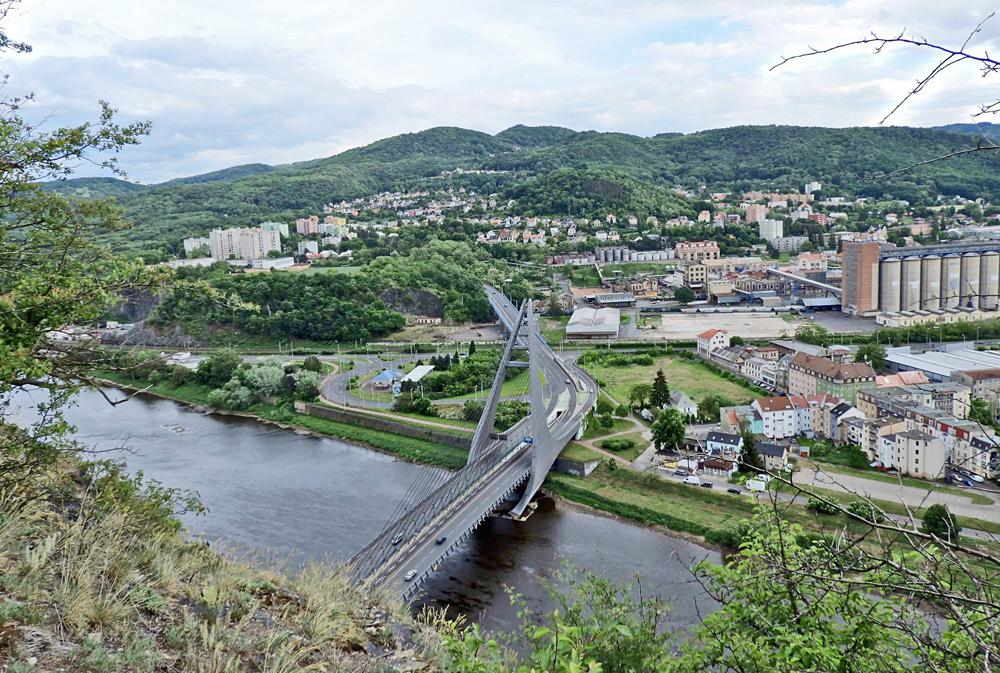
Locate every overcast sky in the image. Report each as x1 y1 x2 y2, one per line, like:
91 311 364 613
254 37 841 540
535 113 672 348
5 1 999 182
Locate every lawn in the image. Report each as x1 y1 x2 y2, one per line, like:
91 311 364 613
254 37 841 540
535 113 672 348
582 355 755 405
541 316 571 344
563 266 602 287
559 442 604 463
581 417 634 440
598 431 650 461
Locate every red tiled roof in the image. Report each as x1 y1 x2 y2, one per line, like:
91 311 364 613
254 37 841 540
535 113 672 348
697 328 727 339
790 352 875 381
755 396 792 412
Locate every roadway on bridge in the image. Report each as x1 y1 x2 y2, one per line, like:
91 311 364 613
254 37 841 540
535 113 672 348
351 289 597 600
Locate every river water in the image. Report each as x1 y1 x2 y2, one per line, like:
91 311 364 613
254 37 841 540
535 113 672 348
11 387 719 633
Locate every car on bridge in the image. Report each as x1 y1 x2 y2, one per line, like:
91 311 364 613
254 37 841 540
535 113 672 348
391 534 404 545
435 535 448 545
404 570 417 582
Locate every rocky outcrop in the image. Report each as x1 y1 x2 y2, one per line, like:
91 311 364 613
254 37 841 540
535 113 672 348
379 288 445 318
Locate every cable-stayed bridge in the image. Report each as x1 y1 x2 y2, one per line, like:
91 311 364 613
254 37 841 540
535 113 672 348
348 285 597 601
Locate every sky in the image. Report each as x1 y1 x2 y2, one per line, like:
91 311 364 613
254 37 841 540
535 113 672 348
5 0 1000 182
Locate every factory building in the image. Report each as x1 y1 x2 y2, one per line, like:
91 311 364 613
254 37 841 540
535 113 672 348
842 241 1000 317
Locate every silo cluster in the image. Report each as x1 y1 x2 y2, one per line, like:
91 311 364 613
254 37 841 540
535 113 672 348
876 247 1000 312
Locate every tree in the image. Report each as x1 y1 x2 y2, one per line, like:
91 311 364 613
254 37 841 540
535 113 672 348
0 15 153 482
628 383 652 409
922 503 961 542
468 340 477 356
301 355 322 373
739 429 765 473
673 286 695 304
292 370 322 401
596 397 615 416
548 290 562 315
795 323 831 346
242 363 285 399
729 335 745 346
969 398 995 428
650 369 670 409
613 404 629 417
697 394 734 423
651 408 685 452
598 413 614 430
855 342 886 371
195 350 243 388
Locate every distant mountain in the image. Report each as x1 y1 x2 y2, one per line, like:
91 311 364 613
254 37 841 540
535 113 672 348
73 123 1000 260
931 122 1000 143
495 124 579 148
159 163 274 186
43 176 146 199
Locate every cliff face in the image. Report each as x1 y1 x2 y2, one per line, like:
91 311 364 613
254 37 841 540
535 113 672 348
110 289 163 323
380 288 446 319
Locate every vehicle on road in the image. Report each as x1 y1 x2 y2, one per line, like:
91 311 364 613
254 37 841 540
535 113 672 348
391 534 403 546
726 487 741 494
435 535 447 545
404 570 417 581
683 475 702 486
700 481 713 488
673 468 688 476
969 474 985 483
565 378 572 385
745 478 767 493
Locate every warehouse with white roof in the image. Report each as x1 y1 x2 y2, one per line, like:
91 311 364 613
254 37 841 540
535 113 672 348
566 307 621 339
885 342 1000 381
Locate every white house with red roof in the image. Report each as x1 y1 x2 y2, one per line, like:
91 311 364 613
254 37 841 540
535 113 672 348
696 328 730 356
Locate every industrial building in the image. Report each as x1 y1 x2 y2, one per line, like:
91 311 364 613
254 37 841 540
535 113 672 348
566 307 621 339
841 241 1000 317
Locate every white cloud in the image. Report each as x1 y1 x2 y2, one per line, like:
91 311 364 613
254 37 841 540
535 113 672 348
4 0 998 181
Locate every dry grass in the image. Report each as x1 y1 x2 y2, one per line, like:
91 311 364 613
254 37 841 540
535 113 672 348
0 458 438 672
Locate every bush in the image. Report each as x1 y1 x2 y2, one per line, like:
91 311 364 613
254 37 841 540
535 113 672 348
207 378 253 410
293 370 322 401
810 442 870 470
847 501 886 524
598 413 615 430
301 355 322 372
806 499 839 515
614 404 629 417
195 350 242 387
601 438 636 452
704 527 742 548
462 399 485 422
169 365 189 387
596 397 616 416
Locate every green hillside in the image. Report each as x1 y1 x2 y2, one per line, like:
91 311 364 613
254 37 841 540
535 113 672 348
49 123 1000 260
932 122 1000 143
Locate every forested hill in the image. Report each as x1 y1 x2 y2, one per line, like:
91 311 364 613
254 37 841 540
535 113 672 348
45 123 1000 260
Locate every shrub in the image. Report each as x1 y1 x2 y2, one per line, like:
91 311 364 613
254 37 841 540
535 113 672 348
195 350 242 387
806 498 839 515
614 404 629 417
847 501 886 524
601 438 636 452
704 527 742 548
596 397 615 415
301 355 323 372
169 365 189 387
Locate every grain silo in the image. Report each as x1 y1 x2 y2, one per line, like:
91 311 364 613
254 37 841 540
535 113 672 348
879 258 902 313
981 251 1000 310
961 252 981 308
920 255 941 310
941 254 962 309
901 256 922 312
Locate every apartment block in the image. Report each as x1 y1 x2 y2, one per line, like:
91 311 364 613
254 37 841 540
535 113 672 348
208 227 282 261
787 352 875 403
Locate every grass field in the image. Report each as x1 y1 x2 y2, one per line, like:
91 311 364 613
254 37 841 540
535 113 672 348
559 442 604 463
563 266 602 287
582 355 756 405
803 459 995 505
581 417 633 440
599 431 650 461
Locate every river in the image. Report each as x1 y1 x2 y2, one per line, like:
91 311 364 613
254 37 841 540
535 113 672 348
11 387 719 633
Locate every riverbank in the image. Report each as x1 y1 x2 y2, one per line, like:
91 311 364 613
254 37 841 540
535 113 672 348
92 372 469 469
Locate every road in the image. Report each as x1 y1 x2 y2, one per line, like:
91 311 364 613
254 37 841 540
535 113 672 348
354 288 598 599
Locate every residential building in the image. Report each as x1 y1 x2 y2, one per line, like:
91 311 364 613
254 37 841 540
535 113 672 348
706 431 742 459
770 236 809 253
752 397 796 439
675 240 720 262
952 368 1000 408
669 391 698 418
805 181 822 194
787 352 875 403
697 328 730 356
879 430 946 479
721 405 764 435
759 218 783 240
743 203 769 224
260 221 289 238
297 240 319 255
182 236 210 256
295 215 320 236
208 227 282 261
683 263 707 288
758 442 788 471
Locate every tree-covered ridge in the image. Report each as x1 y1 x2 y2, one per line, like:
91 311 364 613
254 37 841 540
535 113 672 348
151 267 405 342
505 167 695 219
932 121 1000 142
43 123 1000 259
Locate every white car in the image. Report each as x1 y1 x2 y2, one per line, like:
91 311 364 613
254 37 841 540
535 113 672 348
403 570 417 582
682 475 701 486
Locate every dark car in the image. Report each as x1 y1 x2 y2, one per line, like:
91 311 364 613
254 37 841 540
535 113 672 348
435 535 448 545
726 487 741 495
700 481 713 489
